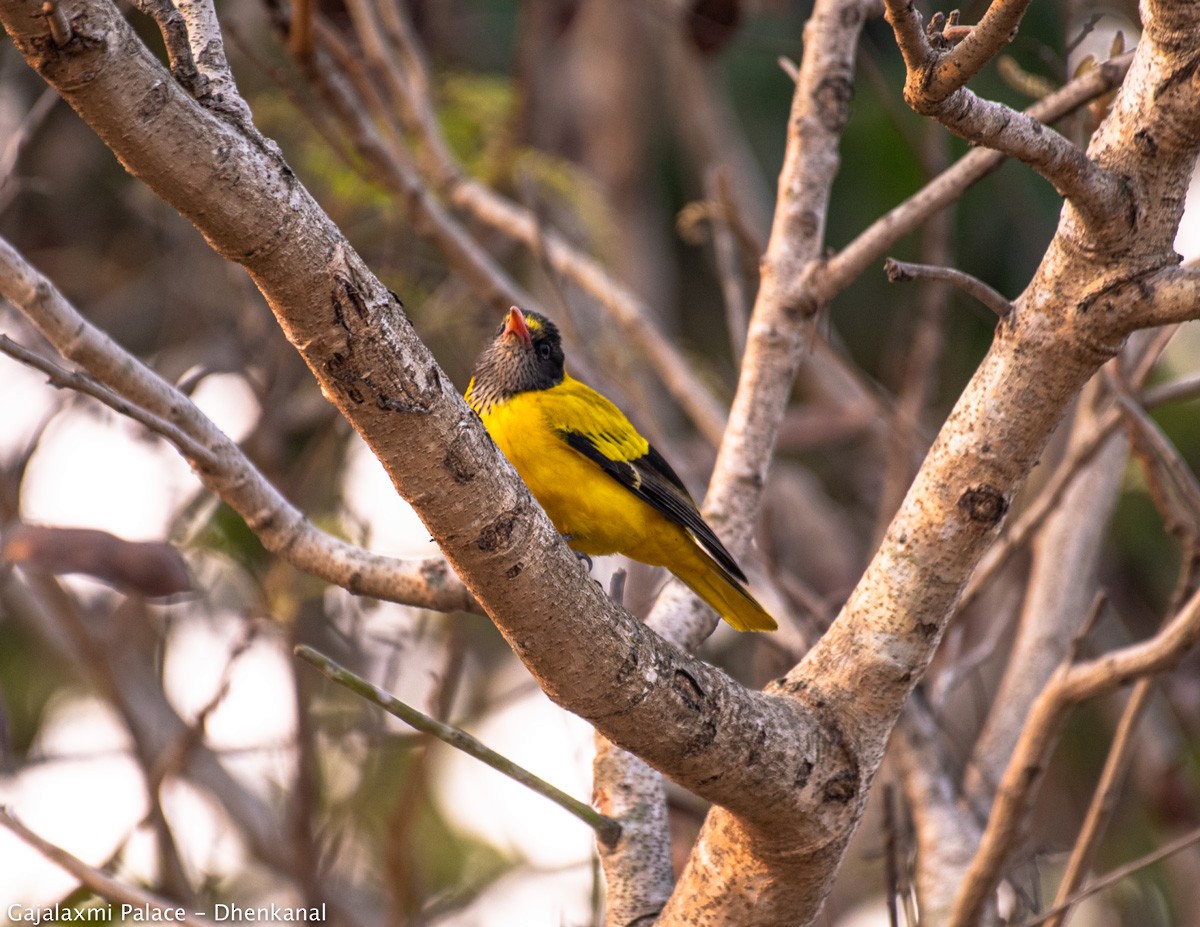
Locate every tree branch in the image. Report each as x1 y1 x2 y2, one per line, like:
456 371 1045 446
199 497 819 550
810 52 1133 304
1128 265 1200 328
881 0 1129 239
0 233 478 614
947 584 1200 925
936 0 1035 99
0 0 845 855
0 808 219 927
884 256 1013 319
296 645 622 845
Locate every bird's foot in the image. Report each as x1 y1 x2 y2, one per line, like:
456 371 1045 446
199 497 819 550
560 534 593 572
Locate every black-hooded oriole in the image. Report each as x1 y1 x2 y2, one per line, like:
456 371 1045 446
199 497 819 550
465 307 776 632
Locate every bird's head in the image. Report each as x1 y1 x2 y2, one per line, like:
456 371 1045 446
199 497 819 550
467 307 566 413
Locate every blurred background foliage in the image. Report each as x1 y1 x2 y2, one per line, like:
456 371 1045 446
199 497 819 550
3 0 1200 924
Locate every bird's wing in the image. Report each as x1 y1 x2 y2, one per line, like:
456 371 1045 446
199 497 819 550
548 378 747 583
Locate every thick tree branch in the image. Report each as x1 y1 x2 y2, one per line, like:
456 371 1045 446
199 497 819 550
0 0 846 854
652 0 876 921
315 0 730 447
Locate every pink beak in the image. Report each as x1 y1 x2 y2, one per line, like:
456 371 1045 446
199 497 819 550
502 306 533 350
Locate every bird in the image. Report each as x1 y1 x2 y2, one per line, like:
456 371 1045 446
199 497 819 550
465 306 776 632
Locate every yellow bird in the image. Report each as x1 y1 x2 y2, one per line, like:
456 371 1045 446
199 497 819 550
465 307 776 632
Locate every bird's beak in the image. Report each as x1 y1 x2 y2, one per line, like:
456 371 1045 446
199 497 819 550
502 306 533 350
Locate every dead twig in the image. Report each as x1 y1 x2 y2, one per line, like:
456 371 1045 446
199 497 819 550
884 257 1013 320
296 645 622 846
0 808 219 927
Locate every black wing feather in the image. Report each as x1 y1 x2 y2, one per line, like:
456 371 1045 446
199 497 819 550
559 431 748 583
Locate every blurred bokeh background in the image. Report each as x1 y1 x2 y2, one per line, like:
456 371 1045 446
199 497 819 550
3 0 1198 924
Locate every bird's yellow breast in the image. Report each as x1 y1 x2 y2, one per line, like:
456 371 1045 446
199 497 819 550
475 379 692 565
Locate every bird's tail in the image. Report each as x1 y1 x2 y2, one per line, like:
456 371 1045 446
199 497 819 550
675 556 777 632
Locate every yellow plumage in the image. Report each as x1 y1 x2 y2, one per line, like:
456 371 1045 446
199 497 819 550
466 308 776 632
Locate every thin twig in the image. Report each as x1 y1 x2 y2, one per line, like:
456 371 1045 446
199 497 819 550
1043 678 1155 927
1022 824 1200 927
1107 369 1200 538
1067 592 1108 664
884 257 1013 319
0 807 219 927
706 168 751 363
289 0 314 60
1142 371 1200 408
41 0 72 46
294 645 623 847
883 783 902 927
0 86 58 214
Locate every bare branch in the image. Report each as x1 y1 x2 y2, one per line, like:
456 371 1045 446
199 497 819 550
884 257 1013 319
706 168 752 362
935 0 1035 101
295 645 622 846
881 0 1128 236
1024 824 1200 927
882 0 934 78
0 234 478 614
948 585 1200 925
1128 265 1200 328
1109 370 1200 539
0 808 219 927
1044 678 1155 927
0 334 216 465
811 53 1133 304
131 0 205 98
170 0 256 127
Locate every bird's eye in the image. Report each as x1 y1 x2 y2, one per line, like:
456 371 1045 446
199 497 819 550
538 342 552 359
